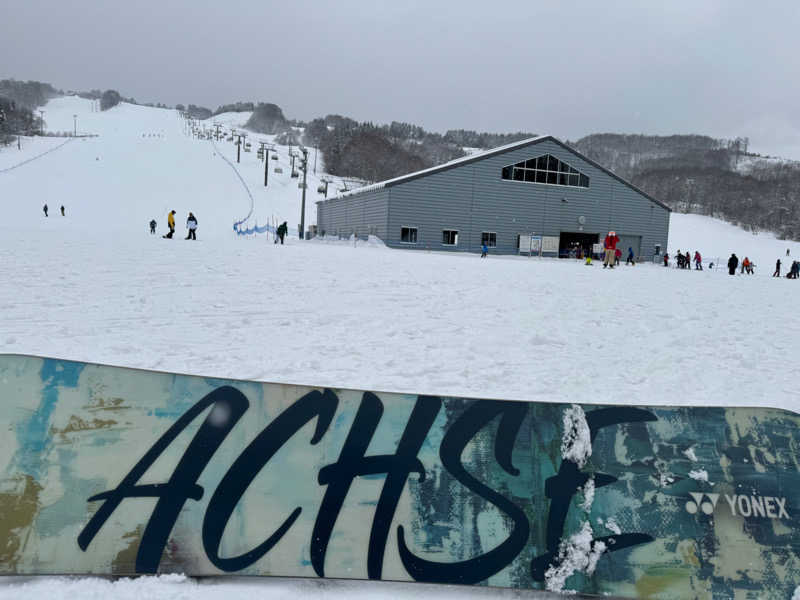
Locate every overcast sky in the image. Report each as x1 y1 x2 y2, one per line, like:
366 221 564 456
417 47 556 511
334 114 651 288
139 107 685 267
3 0 800 158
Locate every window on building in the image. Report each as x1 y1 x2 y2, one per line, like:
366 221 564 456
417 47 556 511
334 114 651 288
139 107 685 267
442 230 458 245
401 226 418 243
501 154 589 188
481 232 497 247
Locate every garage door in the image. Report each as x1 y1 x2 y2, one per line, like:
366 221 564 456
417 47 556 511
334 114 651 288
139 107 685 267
616 234 642 260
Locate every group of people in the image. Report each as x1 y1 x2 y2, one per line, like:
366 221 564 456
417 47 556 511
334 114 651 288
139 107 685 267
774 259 800 279
151 210 198 240
42 204 65 217
599 232 637 268
665 250 703 270
726 254 755 275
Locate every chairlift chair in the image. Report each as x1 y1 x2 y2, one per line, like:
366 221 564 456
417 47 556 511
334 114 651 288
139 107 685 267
274 167 283 174
291 170 299 178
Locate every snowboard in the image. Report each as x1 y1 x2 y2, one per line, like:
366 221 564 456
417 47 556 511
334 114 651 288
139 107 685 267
0 354 798 599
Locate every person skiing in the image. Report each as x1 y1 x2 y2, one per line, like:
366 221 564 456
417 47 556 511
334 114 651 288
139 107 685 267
276 221 287 244
480 242 488 258
787 248 791 257
60 205 65 216
43 203 48 217
728 253 738 275
185 212 197 240
614 247 622 266
626 247 635 265
742 257 751 274
694 251 702 270
663 253 669 267
603 230 619 268
676 249 683 269
163 210 176 238
774 259 781 277
685 251 690 270
149 219 156 234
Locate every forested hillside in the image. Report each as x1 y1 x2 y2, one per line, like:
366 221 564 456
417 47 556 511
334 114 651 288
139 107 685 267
0 79 59 142
571 134 800 240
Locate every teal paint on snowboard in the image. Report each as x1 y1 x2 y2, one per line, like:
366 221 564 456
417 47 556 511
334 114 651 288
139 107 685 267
0 354 798 598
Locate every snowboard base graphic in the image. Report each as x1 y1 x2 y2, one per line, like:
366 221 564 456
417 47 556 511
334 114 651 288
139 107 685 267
0 354 798 598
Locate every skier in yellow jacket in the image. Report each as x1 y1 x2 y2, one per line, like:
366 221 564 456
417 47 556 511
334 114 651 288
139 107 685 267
163 210 176 238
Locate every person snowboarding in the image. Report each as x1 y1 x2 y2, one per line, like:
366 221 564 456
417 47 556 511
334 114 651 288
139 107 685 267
163 210 176 238
728 253 738 275
43 203 48 217
603 230 619 268
626 247 635 265
774 259 781 277
481 243 488 258
276 221 287 244
694 251 702 270
185 212 197 240
60 205 65 216
149 219 156 234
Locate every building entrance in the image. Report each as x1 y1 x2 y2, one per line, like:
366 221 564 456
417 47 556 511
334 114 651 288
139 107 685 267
559 232 599 258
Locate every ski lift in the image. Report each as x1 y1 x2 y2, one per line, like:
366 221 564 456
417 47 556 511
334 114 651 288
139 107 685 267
271 154 278 160
298 182 306 189
317 185 326 194
274 167 283 174
290 170 299 178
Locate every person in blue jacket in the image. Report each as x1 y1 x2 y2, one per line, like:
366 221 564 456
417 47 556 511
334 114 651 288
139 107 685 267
626 247 635 265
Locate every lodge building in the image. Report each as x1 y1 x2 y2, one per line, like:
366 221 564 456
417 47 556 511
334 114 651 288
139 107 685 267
316 135 670 259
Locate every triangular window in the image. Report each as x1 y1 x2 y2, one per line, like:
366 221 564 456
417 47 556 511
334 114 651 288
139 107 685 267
501 154 589 188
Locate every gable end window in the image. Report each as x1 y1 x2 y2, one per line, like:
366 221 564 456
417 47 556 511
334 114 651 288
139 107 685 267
401 226 418 243
501 154 589 188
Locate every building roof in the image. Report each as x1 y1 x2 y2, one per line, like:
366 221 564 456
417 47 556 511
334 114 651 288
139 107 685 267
327 134 671 212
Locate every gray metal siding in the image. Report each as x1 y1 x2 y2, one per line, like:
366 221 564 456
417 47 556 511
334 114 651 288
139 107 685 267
318 138 669 256
317 189 389 239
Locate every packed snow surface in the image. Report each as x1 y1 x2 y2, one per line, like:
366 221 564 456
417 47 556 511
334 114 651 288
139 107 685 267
1 96 799 599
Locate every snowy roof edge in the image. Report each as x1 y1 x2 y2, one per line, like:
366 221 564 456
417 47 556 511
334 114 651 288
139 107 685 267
326 134 671 212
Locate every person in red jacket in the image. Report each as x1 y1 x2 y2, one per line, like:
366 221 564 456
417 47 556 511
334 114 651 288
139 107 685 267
603 231 620 268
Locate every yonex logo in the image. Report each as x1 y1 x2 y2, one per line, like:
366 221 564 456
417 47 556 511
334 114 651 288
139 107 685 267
685 492 719 515
684 492 789 519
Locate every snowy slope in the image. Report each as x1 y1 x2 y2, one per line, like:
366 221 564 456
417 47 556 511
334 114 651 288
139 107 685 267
669 212 800 272
1 98 800 599
0 96 334 239
209 110 253 129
